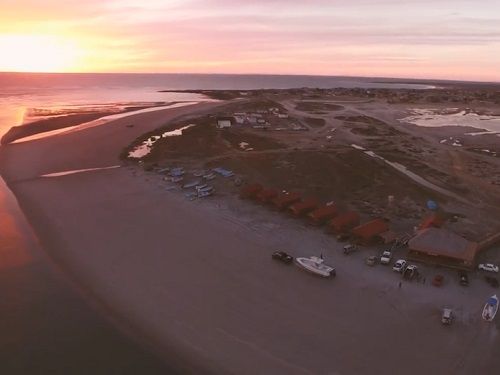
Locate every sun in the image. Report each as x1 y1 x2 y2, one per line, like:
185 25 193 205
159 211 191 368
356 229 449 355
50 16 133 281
0 34 79 73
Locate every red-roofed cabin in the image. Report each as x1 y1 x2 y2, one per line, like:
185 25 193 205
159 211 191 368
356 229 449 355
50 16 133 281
288 198 319 217
419 213 446 230
272 192 302 211
239 183 263 199
328 211 360 234
351 218 390 245
308 204 338 226
256 188 279 204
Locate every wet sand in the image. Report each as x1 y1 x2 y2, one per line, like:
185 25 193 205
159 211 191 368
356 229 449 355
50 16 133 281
0 103 175 145
1 102 499 374
0 178 172 375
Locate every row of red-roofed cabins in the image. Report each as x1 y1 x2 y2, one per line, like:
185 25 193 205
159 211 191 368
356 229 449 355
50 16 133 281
239 184 393 244
240 183 360 228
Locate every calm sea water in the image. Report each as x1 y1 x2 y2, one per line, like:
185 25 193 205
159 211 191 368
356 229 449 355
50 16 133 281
0 72 433 133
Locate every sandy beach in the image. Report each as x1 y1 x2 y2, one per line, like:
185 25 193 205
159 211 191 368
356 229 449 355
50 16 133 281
1 102 499 374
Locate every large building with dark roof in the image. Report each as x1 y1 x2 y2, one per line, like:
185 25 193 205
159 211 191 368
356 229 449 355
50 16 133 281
407 227 479 269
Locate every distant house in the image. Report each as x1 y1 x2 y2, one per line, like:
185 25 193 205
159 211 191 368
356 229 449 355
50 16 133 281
328 211 360 234
216 117 233 129
308 204 338 226
233 115 245 125
247 116 258 124
288 198 319 217
351 218 390 245
271 192 301 211
256 188 279 204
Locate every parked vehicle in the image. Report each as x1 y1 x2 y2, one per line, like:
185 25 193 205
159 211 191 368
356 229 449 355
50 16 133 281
392 259 407 273
485 276 499 288
458 271 469 286
343 244 357 255
272 251 293 264
441 308 453 325
432 274 444 287
380 251 392 265
403 265 418 280
478 263 499 273
482 295 498 322
365 255 377 266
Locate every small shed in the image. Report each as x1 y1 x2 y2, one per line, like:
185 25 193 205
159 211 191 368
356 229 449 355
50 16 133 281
272 192 302 211
351 218 390 245
216 117 233 129
288 198 319 217
328 211 360 234
308 204 338 226
239 183 263 199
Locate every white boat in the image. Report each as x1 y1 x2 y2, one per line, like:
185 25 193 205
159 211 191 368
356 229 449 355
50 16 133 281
198 190 213 198
182 180 201 189
295 256 336 278
195 183 208 191
482 295 498 322
203 173 216 180
193 170 206 177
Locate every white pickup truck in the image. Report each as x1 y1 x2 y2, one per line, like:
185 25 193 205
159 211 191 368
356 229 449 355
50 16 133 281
380 251 392 265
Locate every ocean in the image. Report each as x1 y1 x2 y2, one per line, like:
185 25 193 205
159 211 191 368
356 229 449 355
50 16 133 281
0 72 434 133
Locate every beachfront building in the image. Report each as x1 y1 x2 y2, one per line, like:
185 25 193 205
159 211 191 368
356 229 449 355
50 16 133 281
216 117 233 129
288 198 319 217
272 192 301 211
308 204 338 226
350 218 390 245
328 211 360 234
407 227 479 269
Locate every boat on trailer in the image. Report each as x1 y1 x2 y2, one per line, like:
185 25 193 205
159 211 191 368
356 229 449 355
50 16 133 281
482 295 498 322
295 255 336 278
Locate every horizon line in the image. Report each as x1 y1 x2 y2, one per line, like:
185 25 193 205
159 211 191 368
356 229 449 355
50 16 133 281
0 71 499 85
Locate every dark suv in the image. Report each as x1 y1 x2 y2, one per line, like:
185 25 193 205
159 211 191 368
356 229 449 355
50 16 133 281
272 251 293 264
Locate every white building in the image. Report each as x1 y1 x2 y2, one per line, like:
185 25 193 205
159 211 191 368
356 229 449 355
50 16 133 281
216 118 232 129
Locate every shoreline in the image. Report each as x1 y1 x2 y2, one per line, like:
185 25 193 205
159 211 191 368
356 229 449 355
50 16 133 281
1 100 499 374
0 102 193 145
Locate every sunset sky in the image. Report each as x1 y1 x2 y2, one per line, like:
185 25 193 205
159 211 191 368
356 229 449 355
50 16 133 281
1 0 499 81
